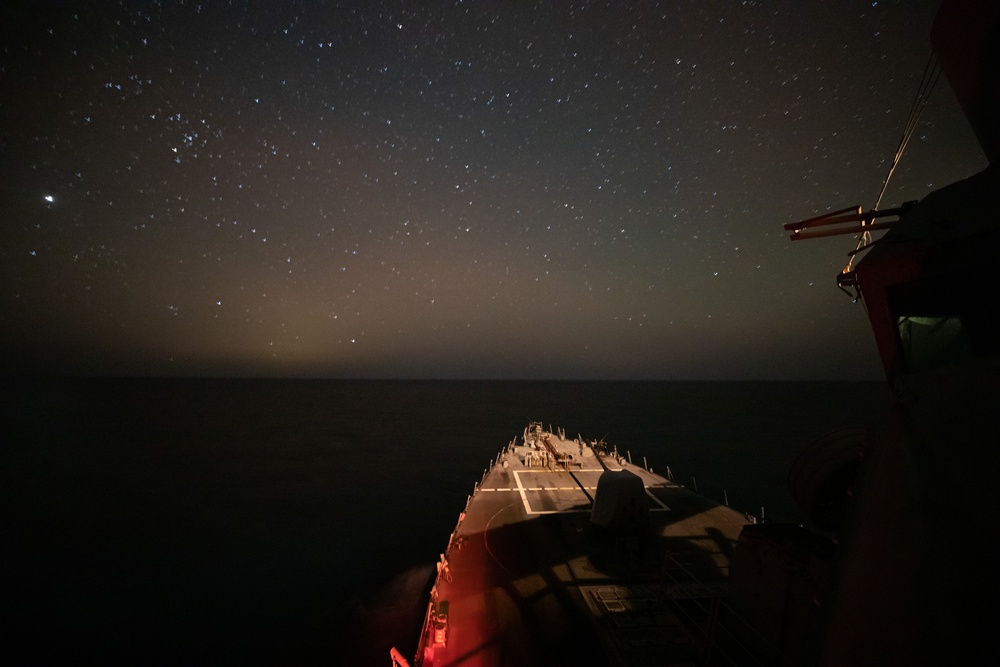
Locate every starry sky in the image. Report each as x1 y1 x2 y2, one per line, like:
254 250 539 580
1 0 988 380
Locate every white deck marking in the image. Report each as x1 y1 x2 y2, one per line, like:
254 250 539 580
482 486 598 492
508 469 672 514
516 468 605 474
511 469 531 515
644 488 671 511
512 470 582 515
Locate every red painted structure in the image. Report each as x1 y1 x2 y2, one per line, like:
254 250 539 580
776 1 1000 663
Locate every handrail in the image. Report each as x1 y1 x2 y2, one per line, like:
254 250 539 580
784 201 916 241
390 646 411 667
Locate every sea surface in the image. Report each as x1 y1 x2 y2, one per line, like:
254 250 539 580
1 378 889 665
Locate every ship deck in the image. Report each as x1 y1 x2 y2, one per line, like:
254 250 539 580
414 427 751 667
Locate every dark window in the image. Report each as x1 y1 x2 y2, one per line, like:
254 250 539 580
897 316 970 373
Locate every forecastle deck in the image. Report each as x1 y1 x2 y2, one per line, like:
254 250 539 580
406 425 751 667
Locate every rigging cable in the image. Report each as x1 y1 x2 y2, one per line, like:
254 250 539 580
845 52 943 272
873 51 943 211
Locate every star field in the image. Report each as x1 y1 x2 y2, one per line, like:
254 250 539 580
1 1 987 379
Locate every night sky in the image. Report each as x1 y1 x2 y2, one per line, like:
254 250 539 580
1 1 987 380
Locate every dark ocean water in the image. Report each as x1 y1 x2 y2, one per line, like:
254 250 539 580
1 378 889 665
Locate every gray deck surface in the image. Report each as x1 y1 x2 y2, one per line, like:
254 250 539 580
416 428 749 667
